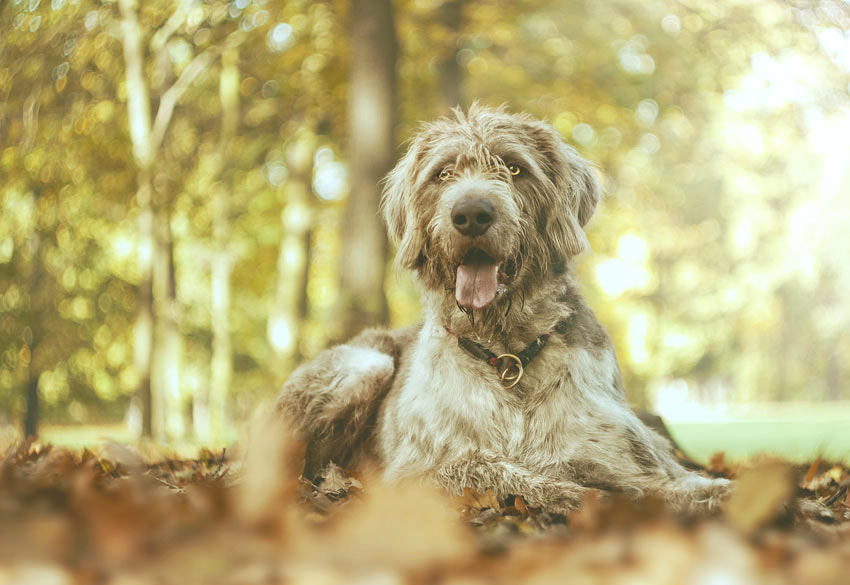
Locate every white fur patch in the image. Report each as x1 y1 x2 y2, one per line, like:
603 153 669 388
336 346 394 397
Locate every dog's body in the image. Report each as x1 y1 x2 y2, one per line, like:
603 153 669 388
277 105 730 513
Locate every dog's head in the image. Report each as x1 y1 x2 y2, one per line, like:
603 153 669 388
382 104 600 314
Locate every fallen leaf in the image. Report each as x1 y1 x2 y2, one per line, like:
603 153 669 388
456 487 501 512
726 462 794 536
802 456 822 487
236 410 303 524
317 461 361 497
319 462 348 492
708 452 731 476
514 495 529 517
295 479 474 571
826 466 844 483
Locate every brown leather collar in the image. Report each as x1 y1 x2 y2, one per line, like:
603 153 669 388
443 320 567 389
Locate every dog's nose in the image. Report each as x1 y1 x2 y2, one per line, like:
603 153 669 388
451 198 494 236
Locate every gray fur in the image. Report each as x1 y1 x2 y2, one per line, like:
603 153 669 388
276 105 731 514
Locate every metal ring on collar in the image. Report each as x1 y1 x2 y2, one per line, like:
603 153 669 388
497 353 523 389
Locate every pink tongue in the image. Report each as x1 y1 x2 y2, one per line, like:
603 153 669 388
455 263 499 310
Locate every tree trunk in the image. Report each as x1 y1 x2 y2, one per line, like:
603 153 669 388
826 351 841 400
437 0 464 112
269 131 315 359
295 226 313 362
153 212 182 439
23 229 42 438
339 0 397 339
208 46 239 442
775 287 792 401
134 179 154 437
119 0 157 438
24 377 39 438
20 91 44 438
120 0 220 440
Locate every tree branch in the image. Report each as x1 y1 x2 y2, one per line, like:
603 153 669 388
150 0 196 53
150 32 244 152
118 0 154 167
21 84 43 151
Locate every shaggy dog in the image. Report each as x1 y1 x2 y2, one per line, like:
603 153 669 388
276 105 731 514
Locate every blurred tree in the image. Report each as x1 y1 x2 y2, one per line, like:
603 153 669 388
2 0 848 440
116 0 156 436
1 0 140 431
22 186 43 438
208 45 240 441
268 129 316 363
437 0 465 111
117 0 243 439
338 0 398 338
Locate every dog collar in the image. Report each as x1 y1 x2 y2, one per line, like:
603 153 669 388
443 320 568 389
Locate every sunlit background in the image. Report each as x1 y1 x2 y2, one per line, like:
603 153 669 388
1 0 848 461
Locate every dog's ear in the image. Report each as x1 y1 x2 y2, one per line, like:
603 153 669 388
526 121 601 258
381 139 427 270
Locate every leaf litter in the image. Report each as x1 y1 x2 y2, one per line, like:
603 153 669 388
1 435 849 585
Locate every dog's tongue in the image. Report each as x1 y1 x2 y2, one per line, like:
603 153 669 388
456 262 499 310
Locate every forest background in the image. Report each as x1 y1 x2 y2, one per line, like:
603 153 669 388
1 0 848 458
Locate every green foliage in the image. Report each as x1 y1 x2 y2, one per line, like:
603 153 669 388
1 0 848 437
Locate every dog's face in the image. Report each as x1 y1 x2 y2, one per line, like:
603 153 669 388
382 105 600 313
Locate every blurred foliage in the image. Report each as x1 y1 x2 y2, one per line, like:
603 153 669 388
1 0 849 439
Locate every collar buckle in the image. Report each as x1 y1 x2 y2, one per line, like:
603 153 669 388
497 353 523 389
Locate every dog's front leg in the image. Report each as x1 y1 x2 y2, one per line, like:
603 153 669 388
434 453 587 514
275 328 400 478
586 417 732 514
630 423 732 514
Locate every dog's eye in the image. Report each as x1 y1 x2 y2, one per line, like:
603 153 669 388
438 168 453 181
508 164 522 176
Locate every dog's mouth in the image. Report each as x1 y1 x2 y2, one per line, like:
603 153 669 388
454 248 518 310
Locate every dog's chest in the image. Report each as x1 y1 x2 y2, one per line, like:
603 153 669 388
379 325 590 474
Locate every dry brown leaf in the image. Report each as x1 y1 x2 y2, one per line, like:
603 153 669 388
99 441 147 474
235 410 303 524
567 489 606 532
803 456 822 487
791 547 848 585
294 479 474 571
317 462 361 497
319 462 348 493
725 462 794 536
708 451 731 476
826 465 844 483
514 495 529 518
457 487 501 512
2 437 849 585
478 489 501 511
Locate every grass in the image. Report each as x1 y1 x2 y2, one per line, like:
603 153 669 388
666 401 850 464
37 423 136 449
669 419 850 463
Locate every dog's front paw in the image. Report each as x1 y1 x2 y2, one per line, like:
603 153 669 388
661 474 733 515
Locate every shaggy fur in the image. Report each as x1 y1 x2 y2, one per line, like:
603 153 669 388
277 105 731 514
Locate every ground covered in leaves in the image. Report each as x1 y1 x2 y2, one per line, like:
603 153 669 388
1 435 848 585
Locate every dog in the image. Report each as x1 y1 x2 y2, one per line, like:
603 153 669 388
276 104 731 514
